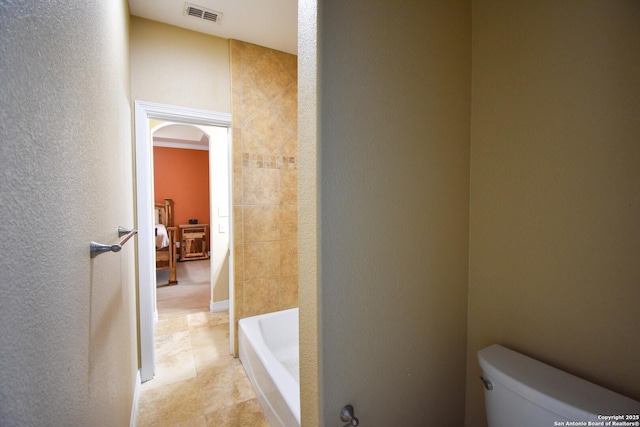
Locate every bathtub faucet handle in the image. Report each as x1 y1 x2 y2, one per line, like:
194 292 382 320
340 404 359 426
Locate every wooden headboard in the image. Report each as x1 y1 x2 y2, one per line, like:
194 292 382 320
155 198 174 227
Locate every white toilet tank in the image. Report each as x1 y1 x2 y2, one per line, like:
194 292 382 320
478 344 640 427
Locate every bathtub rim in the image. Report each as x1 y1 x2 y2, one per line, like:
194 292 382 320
239 307 300 425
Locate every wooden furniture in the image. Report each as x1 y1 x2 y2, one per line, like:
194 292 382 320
179 224 209 261
155 198 177 284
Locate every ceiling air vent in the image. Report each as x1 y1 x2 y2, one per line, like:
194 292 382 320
183 3 222 23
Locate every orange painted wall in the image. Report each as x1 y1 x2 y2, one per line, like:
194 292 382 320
153 146 210 229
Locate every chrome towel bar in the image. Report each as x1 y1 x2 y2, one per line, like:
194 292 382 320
90 227 138 258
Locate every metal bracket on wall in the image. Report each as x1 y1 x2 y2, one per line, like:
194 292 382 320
340 404 359 426
90 227 138 258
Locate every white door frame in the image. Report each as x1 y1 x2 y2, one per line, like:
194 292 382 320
134 100 232 382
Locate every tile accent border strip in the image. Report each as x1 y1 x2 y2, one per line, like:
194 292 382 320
242 153 297 170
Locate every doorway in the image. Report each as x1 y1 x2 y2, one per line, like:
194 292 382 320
152 122 213 315
134 101 233 382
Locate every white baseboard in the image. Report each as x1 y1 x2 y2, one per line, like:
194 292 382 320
130 370 141 427
210 299 229 312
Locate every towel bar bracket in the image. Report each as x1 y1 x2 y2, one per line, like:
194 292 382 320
90 227 137 258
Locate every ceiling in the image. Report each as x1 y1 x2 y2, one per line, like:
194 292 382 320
153 124 209 149
129 0 298 55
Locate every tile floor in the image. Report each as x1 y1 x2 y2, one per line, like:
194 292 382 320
136 260 269 427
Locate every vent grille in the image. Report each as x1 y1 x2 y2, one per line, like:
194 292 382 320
184 3 222 23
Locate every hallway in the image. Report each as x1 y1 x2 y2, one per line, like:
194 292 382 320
136 260 268 426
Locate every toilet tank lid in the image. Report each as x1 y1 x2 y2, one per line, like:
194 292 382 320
478 344 640 419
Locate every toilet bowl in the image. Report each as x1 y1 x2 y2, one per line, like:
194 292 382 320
478 344 640 427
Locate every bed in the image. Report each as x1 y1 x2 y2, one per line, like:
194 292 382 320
155 197 177 285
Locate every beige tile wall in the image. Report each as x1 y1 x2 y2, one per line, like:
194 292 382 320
230 40 298 353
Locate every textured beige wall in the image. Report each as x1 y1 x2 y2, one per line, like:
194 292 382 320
130 16 231 113
298 0 320 423
465 1 640 425
301 1 471 425
0 1 137 425
230 40 299 354
201 125 232 303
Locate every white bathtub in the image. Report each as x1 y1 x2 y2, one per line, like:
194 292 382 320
239 308 300 426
